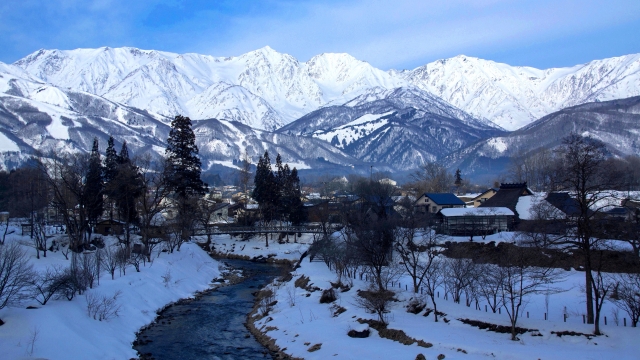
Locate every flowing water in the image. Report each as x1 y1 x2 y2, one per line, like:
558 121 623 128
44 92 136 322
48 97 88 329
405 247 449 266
133 259 285 360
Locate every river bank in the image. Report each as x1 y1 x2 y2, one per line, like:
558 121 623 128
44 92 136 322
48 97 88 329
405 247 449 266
132 258 293 360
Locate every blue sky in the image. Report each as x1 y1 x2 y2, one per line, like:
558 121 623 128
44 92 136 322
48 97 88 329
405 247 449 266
1 0 639 70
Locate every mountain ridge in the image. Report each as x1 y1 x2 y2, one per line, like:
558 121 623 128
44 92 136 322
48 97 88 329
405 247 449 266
10 46 640 131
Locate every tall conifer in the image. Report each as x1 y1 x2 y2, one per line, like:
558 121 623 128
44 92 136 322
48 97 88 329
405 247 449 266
165 115 205 198
85 138 104 227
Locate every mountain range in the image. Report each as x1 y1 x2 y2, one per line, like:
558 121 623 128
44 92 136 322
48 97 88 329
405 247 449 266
1 46 640 179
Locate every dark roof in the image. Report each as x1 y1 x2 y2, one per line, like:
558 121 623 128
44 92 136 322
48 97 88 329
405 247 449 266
212 202 230 211
545 192 582 217
362 195 395 207
424 193 465 206
604 207 630 216
473 188 499 200
479 183 532 215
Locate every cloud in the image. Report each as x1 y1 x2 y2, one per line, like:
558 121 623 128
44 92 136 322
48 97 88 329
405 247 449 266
1 0 639 69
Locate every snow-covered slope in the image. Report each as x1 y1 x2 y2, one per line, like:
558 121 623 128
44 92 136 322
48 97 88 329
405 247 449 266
13 47 640 131
279 87 505 170
0 60 361 172
445 95 640 179
403 54 640 130
14 47 404 131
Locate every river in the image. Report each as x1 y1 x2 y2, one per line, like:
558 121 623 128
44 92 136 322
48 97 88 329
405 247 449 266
133 259 286 360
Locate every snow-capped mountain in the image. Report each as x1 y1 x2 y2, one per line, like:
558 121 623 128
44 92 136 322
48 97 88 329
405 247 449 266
3 46 640 175
13 46 404 131
403 54 640 130
278 87 505 170
12 46 640 132
0 62 174 170
445 95 640 179
0 61 361 172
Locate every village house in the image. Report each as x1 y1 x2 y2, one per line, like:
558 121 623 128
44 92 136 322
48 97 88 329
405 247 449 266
472 188 499 207
478 183 533 222
439 207 515 236
414 193 465 214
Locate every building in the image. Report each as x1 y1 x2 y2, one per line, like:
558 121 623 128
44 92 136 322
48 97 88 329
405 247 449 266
415 193 466 214
472 188 499 207
479 183 533 221
94 219 125 236
206 202 230 223
439 207 515 236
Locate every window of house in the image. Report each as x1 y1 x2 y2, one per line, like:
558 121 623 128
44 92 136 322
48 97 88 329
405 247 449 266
432 206 437 213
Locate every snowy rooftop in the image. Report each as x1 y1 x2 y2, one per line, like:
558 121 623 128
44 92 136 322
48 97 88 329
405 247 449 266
440 207 514 217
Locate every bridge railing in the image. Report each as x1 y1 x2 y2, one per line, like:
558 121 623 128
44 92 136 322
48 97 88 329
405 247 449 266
192 224 339 235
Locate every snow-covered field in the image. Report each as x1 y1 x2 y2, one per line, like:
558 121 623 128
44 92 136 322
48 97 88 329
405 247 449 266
2 226 639 360
0 226 220 360
209 231 640 360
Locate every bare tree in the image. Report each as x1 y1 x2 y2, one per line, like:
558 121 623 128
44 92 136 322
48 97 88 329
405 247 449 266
39 153 93 252
477 263 505 313
137 155 170 262
590 248 617 335
443 255 477 304
115 247 129 277
508 148 556 192
497 245 564 340
342 212 395 291
611 271 640 327
354 287 396 325
21 214 49 259
238 148 252 202
517 197 565 248
100 244 119 280
29 265 68 305
195 197 224 247
394 224 441 293
552 133 623 326
0 217 12 245
422 258 445 322
0 243 34 316
410 162 454 195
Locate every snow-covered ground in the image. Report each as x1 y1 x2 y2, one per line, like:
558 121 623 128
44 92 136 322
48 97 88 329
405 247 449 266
256 261 640 360
2 225 638 360
209 231 640 359
0 225 220 360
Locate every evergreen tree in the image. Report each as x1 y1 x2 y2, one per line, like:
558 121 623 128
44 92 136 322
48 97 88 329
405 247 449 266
165 115 206 198
104 136 119 186
454 168 463 194
113 141 142 224
455 168 462 187
286 168 306 225
85 138 104 229
117 141 130 165
253 151 277 222
274 154 286 218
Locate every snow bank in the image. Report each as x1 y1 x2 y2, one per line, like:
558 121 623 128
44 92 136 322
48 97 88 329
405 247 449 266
0 233 220 360
257 259 640 360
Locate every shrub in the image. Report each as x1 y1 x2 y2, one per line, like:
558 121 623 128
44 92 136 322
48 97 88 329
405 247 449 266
85 290 122 321
320 288 337 303
406 298 426 314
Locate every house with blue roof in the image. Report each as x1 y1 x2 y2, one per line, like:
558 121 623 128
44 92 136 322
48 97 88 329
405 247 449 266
414 193 465 214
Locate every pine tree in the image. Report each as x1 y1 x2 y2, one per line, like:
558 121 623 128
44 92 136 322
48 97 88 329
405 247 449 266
85 138 104 229
113 141 142 224
286 168 306 225
104 136 119 186
455 168 462 187
117 141 130 165
253 151 277 222
165 115 206 198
